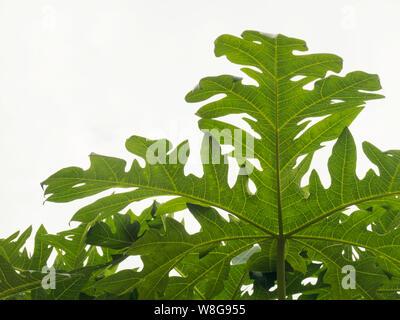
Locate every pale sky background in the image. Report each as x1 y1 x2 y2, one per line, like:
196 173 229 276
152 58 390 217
0 0 399 254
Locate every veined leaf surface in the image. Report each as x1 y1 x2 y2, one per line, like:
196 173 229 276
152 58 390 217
36 31 400 300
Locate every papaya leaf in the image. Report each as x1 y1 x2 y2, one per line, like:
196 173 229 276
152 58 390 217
40 30 400 299
0 224 124 300
86 214 140 250
96 204 270 299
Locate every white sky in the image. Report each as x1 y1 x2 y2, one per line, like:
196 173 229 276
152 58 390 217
1 0 400 246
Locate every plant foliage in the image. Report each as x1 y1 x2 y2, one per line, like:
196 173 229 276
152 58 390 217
1 31 400 300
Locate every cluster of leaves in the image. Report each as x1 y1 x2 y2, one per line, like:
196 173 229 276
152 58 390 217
1 30 400 300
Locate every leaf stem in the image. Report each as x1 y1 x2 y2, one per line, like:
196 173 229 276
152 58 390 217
276 236 286 300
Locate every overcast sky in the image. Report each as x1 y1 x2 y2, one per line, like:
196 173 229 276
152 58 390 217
1 0 399 248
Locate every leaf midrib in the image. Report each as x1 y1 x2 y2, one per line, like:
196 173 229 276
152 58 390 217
286 191 400 236
274 37 283 237
290 235 400 268
46 176 277 236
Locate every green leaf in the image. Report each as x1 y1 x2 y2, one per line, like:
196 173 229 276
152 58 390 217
86 214 140 249
39 30 400 300
0 255 47 299
0 255 99 300
214 264 250 300
40 224 92 270
29 225 53 271
97 204 270 299
0 226 32 267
